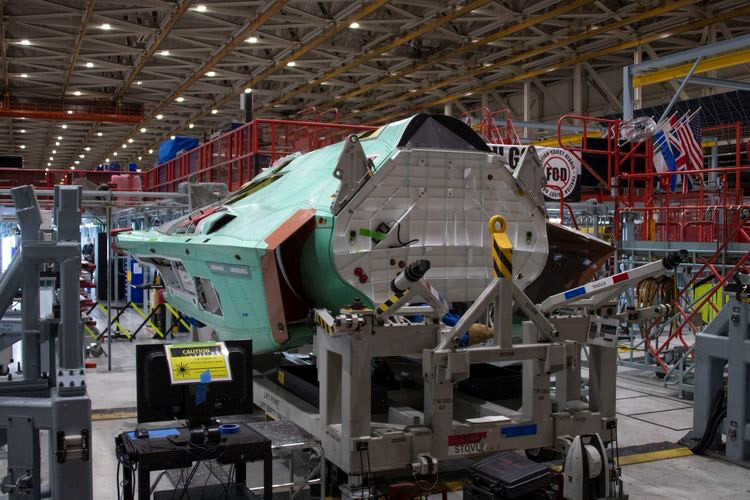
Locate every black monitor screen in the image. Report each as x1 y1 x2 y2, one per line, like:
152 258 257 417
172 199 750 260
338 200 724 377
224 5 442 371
136 340 253 425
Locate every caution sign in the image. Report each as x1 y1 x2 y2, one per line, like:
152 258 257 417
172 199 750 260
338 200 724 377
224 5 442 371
165 342 232 385
447 432 487 456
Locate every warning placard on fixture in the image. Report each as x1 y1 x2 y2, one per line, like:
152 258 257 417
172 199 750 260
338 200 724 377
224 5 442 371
165 342 232 385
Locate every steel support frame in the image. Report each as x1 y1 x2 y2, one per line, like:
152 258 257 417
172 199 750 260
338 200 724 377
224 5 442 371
693 295 750 463
0 185 92 500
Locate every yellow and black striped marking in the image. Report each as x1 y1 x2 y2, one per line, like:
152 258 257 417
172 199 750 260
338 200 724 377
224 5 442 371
489 215 513 279
314 310 336 334
376 290 406 316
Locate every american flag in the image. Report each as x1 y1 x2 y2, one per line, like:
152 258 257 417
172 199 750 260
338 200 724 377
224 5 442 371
667 109 703 192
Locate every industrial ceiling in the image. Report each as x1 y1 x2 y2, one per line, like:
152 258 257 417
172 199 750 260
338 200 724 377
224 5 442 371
1 0 749 170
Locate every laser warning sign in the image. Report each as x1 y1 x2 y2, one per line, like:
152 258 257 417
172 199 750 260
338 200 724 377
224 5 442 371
165 342 232 385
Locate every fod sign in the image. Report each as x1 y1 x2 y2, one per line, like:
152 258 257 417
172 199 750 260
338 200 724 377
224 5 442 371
489 144 581 201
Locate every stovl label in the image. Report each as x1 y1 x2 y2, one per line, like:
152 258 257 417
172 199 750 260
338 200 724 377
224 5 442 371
540 148 579 200
447 432 487 456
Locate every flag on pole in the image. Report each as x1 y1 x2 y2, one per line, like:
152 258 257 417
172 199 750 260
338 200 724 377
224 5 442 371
652 113 677 190
671 109 703 192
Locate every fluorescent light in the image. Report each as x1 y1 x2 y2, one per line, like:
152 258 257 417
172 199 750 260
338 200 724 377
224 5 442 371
349 22 360 29
195 4 207 12
156 114 164 120
57 136 63 140
19 145 25 149
100 23 111 30
140 127 147 133
67 110 73 114
176 96 184 102
74 160 80 164
160 50 170 56
20 73 28 78
128 138 134 143
136 80 142 85
246 36 258 43
244 87 252 94
211 109 218 114
287 61 296 67
19 39 30 45
206 71 216 77
74 90 81 96
85 147 91 151
96 132 103 136
85 62 93 68
20 129 25 133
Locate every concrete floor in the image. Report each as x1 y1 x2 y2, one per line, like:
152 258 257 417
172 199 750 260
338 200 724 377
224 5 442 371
12 308 750 499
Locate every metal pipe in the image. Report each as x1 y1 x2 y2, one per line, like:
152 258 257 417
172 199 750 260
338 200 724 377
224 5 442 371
656 56 703 126
106 204 112 371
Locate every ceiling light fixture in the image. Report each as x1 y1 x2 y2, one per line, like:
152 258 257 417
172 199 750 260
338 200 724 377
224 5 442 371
85 147 91 151
138 156 142 160
74 90 81 96
349 22 360 29
20 73 28 78
171 135 176 140
105 158 110 162
61 124 67 129
20 129 25 133
195 4 207 12
287 61 296 67
156 114 164 120
67 110 73 114
160 50 170 56
211 109 218 114
128 138 134 143
246 36 258 43
206 71 216 77
52 149 56 154
57 136 63 140
100 23 111 30
55 142 60 146
244 87 252 94
140 127 147 133
136 80 142 85
85 62 93 68
19 145 25 149
176 96 184 102
113 152 118 156
96 132 103 136
19 39 30 45
188 123 194 129
148 149 153 154
79 154 85 158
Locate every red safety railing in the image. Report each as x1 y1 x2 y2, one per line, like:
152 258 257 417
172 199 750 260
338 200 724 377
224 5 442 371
460 107 520 145
143 118 375 192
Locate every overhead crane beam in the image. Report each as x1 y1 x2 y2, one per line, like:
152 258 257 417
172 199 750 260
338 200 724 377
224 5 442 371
369 4 750 125
132 0 392 161
60 0 96 99
0 107 142 123
353 0 696 117
632 49 750 88
264 0 492 108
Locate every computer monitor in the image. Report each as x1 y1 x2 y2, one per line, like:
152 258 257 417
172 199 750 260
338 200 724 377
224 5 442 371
136 340 253 427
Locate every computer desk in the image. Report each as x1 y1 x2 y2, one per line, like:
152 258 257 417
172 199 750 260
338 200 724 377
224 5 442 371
119 424 272 500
